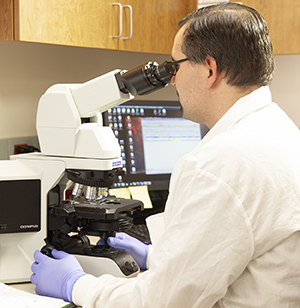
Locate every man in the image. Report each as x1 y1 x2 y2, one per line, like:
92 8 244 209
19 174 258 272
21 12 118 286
31 3 300 307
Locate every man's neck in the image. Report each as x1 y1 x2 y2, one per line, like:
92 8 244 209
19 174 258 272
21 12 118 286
205 84 260 129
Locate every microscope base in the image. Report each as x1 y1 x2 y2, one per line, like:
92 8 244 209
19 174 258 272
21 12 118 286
74 253 140 278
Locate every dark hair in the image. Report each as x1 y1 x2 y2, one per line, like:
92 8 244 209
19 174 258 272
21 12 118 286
179 3 274 87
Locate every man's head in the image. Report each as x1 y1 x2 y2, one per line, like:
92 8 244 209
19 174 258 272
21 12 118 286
170 3 274 128
178 3 274 88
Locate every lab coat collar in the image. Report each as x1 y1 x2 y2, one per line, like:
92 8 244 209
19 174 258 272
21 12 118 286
200 86 272 147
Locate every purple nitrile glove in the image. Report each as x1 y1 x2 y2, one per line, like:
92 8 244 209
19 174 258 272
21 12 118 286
30 249 86 303
98 232 149 270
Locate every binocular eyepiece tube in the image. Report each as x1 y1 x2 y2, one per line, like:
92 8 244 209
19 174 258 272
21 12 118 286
116 60 174 96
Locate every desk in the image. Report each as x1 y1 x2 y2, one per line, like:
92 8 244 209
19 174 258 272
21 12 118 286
10 282 36 294
8 283 80 307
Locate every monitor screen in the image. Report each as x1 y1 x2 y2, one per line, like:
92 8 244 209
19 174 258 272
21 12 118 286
102 100 209 191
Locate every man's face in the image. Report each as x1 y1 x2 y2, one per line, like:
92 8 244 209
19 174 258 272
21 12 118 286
170 26 209 125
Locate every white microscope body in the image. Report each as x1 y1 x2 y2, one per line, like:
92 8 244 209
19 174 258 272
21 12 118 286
0 70 133 282
0 61 172 283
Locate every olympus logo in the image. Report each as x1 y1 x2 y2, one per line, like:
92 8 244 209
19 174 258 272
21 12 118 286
20 224 39 229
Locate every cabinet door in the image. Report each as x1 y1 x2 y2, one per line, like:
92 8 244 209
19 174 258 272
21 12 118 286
118 0 188 54
0 0 14 40
234 0 300 54
15 0 119 50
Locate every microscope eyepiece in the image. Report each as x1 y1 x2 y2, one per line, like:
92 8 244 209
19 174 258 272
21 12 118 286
116 61 174 96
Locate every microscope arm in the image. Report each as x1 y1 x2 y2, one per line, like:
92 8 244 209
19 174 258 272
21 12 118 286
36 70 133 161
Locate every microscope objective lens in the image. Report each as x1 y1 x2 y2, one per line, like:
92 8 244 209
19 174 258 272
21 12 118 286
96 187 108 199
72 183 84 197
86 186 97 200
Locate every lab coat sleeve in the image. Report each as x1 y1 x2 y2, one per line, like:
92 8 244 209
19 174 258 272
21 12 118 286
72 165 254 308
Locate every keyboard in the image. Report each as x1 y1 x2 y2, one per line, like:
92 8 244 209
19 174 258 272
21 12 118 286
126 224 151 243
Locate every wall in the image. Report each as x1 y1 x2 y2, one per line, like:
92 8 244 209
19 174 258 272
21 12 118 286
0 42 300 142
269 54 300 125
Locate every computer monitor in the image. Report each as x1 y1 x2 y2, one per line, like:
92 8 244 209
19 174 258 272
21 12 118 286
102 100 209 191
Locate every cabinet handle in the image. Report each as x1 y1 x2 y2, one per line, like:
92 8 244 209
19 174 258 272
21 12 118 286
122 5 133 40
113 3 123 38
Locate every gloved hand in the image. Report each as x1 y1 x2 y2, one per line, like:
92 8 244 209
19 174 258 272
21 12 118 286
98 232 149 270
31 249 86 303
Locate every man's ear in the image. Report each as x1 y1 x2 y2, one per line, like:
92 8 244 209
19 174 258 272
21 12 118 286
204 56 219 88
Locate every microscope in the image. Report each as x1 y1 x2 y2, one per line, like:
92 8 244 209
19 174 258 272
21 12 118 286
0 60 176 283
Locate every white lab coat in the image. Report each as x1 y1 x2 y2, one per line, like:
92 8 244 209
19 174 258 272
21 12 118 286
73 87 300 307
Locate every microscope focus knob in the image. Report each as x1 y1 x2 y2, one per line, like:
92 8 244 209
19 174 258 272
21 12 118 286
71 234 90 245
41 244 56 258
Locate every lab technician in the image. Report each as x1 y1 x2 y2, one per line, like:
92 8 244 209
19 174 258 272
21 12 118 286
31 3 300 307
